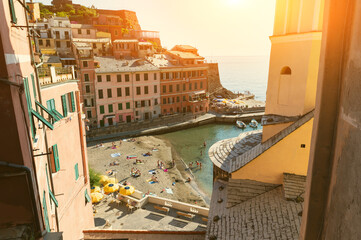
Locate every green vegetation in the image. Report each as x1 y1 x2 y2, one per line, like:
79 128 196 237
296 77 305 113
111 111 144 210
39 3 97 21
89 168 101 187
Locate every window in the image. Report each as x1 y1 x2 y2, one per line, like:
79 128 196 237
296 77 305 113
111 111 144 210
100 120 104 127
107 89 112 98
85 85 90 93
183 84 186 91
87 110 92 118
126 102 130 109
163 98 166 104
84 73 89 82
78 29 81 34
176 84 180 92
281 66 292 75
135 111 139 116
195 82 198 90
154 99 158 105
154 85 157 93
99 105 104 114
144 73 148 81
125 87 130 96
183 96 186 101
97 75 102 82
52 144 60 172
177 96 180 102
42 192 50 232
136 74 140 81
87 29 90 35
46 40 50 47
66 41 70 48
56 41 60 48
169 85 173 93
166 73 169 79
200 81 203 89
69 92 76 112
144 86 149 94
189 83 192 90
117 88 122 97
9 0 17 24
83 61 88 67
114 30 118 35
85 189 91 203
125 74 130 82
163 85 166 93
106 75 111 82
108 104 113 113
118 103 123 110
117 74 122 82
74 163 79 180
39 39 43 46
154 73 157 80
136 87 141 95
98 89 103 99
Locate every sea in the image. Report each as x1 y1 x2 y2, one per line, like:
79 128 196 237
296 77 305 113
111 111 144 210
160 55 269 200
205 55 270 101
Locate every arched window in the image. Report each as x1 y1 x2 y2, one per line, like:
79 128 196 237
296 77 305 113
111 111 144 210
281 66 292 75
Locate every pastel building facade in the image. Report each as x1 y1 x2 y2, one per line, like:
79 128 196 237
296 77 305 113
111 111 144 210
113 39 155 59
0 1 93 238
94 57 160 126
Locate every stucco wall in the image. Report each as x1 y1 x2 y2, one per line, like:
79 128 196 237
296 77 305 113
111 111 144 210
232 119 313 184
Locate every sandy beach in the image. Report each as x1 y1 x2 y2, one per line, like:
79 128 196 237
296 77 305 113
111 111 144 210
87 136 208 207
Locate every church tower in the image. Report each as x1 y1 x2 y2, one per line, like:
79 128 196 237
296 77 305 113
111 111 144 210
262 0 324 141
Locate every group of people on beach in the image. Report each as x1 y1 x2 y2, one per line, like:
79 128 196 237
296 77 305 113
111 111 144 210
130 167 141 177
189 161 202 170
157 160 166 170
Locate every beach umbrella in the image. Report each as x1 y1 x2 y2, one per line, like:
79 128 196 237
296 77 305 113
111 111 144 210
106 177 118 184
119 185 135 196
104 183 119 194
91 192 103 203
99 175 109 185
91 186 101 193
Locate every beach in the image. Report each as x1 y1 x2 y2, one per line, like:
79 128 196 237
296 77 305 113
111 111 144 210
87 136 208 207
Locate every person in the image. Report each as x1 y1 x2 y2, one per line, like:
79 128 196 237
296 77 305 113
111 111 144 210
196 161 199 167
123 181 128 186
203 141 206 147
185 177 191 183
200 162 202 170
157 160 160 168
119 139 122 146
200 150 203 156
172 159 175 168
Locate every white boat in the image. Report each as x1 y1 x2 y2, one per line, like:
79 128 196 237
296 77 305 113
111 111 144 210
236 120 246 129
249 119 258 128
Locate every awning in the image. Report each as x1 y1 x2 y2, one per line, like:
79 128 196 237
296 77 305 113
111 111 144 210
104 115 115 119
189 90 206 96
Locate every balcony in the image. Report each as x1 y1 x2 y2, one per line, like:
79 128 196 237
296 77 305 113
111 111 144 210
38 66 75 86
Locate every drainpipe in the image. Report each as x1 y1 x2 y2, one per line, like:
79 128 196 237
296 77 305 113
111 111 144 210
23 1 60 232
0 161 42 237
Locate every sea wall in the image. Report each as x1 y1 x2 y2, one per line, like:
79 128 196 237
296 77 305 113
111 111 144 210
87 112 264 143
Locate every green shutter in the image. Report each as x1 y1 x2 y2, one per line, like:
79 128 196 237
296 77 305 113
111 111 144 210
23 78 35 139
36 101 60 122
31 110 54 130
118 103 122 110
52 109 64 120
52 144 60 172
74 163 79 180
61 95 68 117
42 191 50 232
85 189 91 203
126 102 130 109
70 92 76 112
108 104 113 113
31 74 36 98
100 105 104 114
45 164 58 207
8 0 17 24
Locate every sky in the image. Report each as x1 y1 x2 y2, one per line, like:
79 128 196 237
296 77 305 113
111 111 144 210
37 0 276 57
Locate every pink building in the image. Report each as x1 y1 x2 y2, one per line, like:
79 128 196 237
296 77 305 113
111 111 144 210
94 57 160 126
0 1 93 238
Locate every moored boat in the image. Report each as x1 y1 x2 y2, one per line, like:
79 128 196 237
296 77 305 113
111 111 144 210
236 120 246 129
249 119 258 128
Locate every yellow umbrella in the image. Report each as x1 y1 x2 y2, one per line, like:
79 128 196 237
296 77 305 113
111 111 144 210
119 185 135 196
91 186 101 193
106 177 118 184
104 183 119 194
91 192 103 203
99 175 109 185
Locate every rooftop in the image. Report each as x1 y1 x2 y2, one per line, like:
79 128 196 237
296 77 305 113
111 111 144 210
206 180 303 240
94 57 159 73
71 24 94 29
73 42 92 50
167 51 204 60
42 54 61 64
172 45 197 50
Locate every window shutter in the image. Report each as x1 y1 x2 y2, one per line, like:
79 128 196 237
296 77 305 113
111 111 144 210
75 163 79 180
31 74 37 98
85 189 91 203
61 95 68 117
52 144 60 172
42 192 50 232
8 0 17 24
23 78 35 139
70 92 76 112
31 109 54 130
45 165 58 207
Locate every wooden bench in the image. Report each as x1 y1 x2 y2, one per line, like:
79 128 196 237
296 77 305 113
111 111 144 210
176 211 195 219
154 205 170 214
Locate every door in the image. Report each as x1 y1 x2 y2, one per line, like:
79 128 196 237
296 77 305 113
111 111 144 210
108 118 113 126
126 115 131 123
144 112 150 120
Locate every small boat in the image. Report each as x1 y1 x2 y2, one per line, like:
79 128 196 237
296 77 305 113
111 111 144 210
249 119 258 128
236 120 246 129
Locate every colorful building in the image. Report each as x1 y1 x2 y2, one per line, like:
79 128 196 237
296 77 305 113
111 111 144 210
0 1 93 239
149 48 209 115
113 39 155 59
207 0 324 239
94 57 160 126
